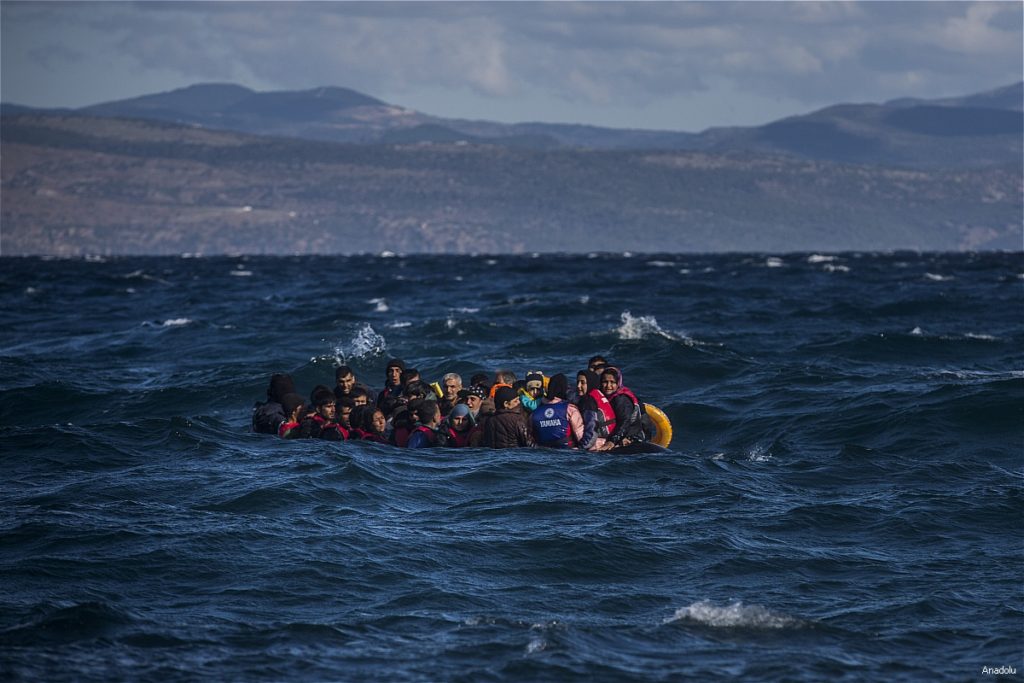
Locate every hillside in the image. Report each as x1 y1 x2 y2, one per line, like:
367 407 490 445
4 81 1020 169
2 113 1019 255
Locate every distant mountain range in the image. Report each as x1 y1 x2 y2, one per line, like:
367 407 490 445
4 81 1022 169
1 82 1021 255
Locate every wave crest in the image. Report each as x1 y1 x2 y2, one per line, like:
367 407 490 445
665 600 800 629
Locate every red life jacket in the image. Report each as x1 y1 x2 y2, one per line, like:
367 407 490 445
446 427 471 448
610 386 641 410
588 388 617 437
410 424 438 447
278 420 300 438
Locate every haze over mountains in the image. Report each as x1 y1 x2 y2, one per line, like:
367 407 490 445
2 82 1021 255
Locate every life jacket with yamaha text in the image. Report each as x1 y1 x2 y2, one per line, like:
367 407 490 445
531 401 573 448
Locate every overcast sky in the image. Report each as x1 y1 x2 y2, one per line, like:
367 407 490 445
2 1 1021 132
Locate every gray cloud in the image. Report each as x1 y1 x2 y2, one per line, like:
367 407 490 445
2 1 1020 129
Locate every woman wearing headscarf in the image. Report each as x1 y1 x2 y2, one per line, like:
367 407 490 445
574 369 612 451
599 366 647 449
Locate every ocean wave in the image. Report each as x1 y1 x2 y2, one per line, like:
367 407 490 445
327 323 388 364
665 600 802 629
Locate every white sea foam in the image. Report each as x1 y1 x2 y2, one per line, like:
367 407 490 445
380 251 397 258
747 445 773 462
388 322 412 329
679 268 691 275
229 270 253 277
616 311 673 340
578 295 590 305
368 298 389 313
823 264 851 273
161 318 192 327
526 638 547 654
807 254 836 263
25 287 39 295
924 273 954 281
910 326 924 335
647 260 676 268
455 307 480 314
665 600 800 629
331 323 387 362
765 257 785 268
964 333 997 341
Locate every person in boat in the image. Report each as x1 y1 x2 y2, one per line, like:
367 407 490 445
301 388 344 441
389 402 416 448
350 386 371 408
482 386 535 449
407 400 443 448
588 355 610 375
376 358 406 411
461 385 486 421
518 371 546 414
490 369 516 399
599 366 648 449
574 369 610 451
334 365 376 405
437 372 463 417
438 403 473 447
351 405 389 444
531 373 584 449
334 396 355 439
278 393 307 439
467 394 495 447
252 373 296 434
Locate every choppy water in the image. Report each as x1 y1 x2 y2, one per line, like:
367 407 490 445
1 252 1022 681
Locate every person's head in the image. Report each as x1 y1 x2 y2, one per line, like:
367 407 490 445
470 373 490 389
463 385 486 415
601 367 623 396
385 358 406 386
350 386 369 407
448 403 472 432
441 372 463 400
309 384 332 404
494 386 519 412
370 409 387 434
588 355 609 374
267 373 296 403
546 374 568 401
577 369 600 397
280 393 306 422
401 368 421 387
415 400 440 426
336 396 355 428
494 368 517 386
404 380 428 401
525 372 545 399
334 365 357 393
311 388 337 420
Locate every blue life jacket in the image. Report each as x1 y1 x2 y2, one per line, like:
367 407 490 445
531 401 572 448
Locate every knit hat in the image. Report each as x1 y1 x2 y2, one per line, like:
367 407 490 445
267 373 296 402
465 385 487 399
386 358 406 371
494 386 518 407
525 372 545 385
546 373 568 400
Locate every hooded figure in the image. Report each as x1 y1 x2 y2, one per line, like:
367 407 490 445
252 373 296 434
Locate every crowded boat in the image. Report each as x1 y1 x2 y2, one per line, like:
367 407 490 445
251 356 672 451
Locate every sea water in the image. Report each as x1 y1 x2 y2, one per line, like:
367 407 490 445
1 252 1021 681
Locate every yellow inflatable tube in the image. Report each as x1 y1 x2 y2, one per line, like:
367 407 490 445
645 404 673 448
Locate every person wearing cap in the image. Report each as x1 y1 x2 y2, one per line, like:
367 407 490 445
518 371 546 413
482 386 535 449
460 385 487 421
530 373 584 449
376 358 406 412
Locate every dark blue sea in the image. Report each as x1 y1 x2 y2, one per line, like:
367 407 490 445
1 252 1021 682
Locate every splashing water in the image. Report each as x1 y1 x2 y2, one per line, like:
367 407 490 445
330 323 388 364
615 311 683 342
665 601 800 629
